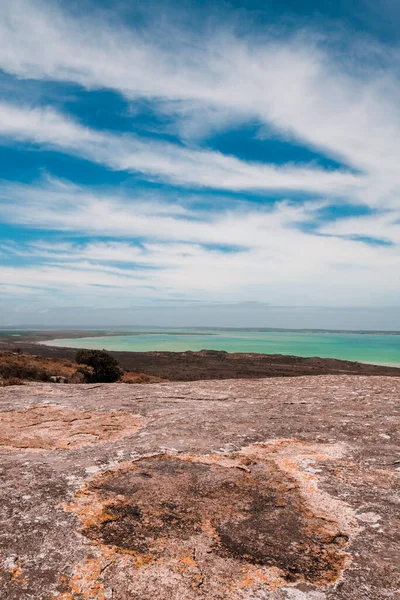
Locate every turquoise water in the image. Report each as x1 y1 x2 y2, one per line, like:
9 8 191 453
44 329 400 365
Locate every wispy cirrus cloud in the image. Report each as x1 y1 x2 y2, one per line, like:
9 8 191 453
1 1 400 186
1 233 398 308
0 101 361 195
319 211 400 245
0 177 321 245
0 178 399 309
0 0 399 325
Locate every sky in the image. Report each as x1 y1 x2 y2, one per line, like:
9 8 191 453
0 0 400 329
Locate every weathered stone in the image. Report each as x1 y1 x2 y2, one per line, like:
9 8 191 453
0 375 399 599
49 376 67 384
0 406 144 449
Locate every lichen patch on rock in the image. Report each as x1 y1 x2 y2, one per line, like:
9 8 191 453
2 376 398 599
64 442 357 598
0 406 144 450
53 547 116 600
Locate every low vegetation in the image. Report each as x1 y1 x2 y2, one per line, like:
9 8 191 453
0 351 80 385
76 349 123 383
122 371 165 384
0 350 166 386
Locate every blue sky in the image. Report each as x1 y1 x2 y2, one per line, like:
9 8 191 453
0 0 399 328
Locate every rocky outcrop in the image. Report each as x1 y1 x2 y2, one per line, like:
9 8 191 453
0 375 399 599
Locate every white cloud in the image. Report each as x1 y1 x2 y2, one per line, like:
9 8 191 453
1 233 398 307
0 1 400 207
1 179 399 308
0 177 324 246
0 101 360 195
0 1 399 319
320 211 400 245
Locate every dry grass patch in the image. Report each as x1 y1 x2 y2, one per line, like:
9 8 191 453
0 351 81 384
0 351 168 385
122 371 167 384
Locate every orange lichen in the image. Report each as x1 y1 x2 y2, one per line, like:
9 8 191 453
65 493 110 529
60 441 358 597
54 547 115 600
7 558 26 583
237 569 269 588
181 556 197 568
234 566 287 593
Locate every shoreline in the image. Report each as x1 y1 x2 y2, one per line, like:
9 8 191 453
36 332 400 369
1 329 214 344
359 360 400 368
2 326 400 335
1 329 399 380
39 340 400 369
2 339 400 381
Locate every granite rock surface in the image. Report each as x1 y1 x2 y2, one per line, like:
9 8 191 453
0 375 399 599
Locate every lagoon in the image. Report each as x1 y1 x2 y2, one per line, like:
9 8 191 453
43 329 400 365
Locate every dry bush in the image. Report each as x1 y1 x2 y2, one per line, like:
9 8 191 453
122 371 166 384
0 377 25 387
76 350 123 383
0 351 166 385
68 368 93 384
0 352 78 383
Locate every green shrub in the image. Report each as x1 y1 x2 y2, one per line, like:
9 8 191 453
76 350 123 383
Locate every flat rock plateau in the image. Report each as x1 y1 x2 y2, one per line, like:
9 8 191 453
0 375 399 599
